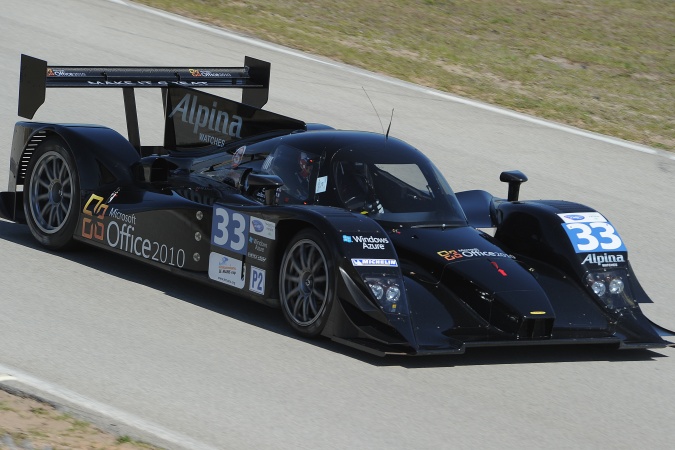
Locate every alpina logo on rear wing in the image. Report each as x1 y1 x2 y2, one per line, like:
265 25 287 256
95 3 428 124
163 86 305 150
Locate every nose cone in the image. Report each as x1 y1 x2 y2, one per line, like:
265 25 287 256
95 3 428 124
441 256 555 336
391 226 555 339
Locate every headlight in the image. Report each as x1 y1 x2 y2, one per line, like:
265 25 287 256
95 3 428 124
386 285 401 302
609 278 624 295
585 271 632 309
591 280 606 297
368 282 384 300
364 277 405 314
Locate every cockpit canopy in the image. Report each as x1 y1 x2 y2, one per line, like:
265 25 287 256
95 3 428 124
229 130 467 226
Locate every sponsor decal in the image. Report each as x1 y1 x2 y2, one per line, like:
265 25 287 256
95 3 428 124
47 68 87 77
247 236 268 263
248 236 268 253
212 206 249 255
342 235 389 250
208 252 245 288
106 187 120 204
189 69 234 78
87 80 208 86
437 248 514 261
561 221 626 253
315 176 327 194
82 194 185 267
581 253 626 268
81 194 108 241
108 207 136 225
351 258 398 267
168 92 243 138
199 133 228 147
250 216 275 240
232 146 246 168
249 266 265 295
557 212 607 223
106 221 186 267
437 250 462 261
82 194 186 267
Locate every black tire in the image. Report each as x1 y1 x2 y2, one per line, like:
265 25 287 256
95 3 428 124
279 228 336 337
23 137 81 250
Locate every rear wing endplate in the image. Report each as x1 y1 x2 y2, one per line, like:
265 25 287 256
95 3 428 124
18 54 271 149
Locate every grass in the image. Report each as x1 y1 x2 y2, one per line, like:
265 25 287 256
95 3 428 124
134 0 674 150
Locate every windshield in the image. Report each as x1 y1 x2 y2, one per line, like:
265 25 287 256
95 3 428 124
332 144 467 226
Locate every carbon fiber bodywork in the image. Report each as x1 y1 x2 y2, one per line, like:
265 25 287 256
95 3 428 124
2 55 672 356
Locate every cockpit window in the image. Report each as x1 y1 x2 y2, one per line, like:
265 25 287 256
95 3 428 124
262 144 320 203
333 147 466 226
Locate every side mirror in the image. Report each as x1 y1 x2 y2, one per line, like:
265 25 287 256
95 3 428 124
499 170 528 202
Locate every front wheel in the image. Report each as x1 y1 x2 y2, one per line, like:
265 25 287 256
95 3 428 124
23 137 81 250
279 228 336 337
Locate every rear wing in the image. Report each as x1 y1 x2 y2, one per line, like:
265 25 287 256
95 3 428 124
18 54 272 149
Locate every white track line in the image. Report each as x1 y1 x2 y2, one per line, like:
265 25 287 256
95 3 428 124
0 363 219 450
108 0 674 160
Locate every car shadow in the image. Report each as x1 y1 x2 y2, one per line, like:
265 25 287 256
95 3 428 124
1 219 671 368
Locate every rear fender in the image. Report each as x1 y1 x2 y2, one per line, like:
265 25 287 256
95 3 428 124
10 122 140 188
4 122 141 222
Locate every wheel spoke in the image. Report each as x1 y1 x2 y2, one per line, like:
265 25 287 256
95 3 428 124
57 204 66 222
313 275 327 284
299 245 308 270
47 205 56 227
311 288 326 301
306 245 316 267
46 158 57 181
308 296 319 315
58 160 67 179
301 295 309 321
290 257 303 275
311 259 325 273
285 275 301 284
292 293 303 317
286 285 301 298
39 203 52 222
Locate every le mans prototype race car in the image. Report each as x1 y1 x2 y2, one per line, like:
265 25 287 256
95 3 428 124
1 54 672 356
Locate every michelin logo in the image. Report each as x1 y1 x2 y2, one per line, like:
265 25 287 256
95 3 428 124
351 259 398 267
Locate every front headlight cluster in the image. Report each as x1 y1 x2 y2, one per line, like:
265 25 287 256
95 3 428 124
585 271 634 309
365 277 403 313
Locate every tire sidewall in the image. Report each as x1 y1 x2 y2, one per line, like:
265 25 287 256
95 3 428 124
280 228 337 337
23 137 81 250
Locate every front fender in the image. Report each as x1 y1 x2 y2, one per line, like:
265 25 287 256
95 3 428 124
273 206 418 349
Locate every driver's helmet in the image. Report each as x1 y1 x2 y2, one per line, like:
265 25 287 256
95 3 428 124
298 152 312 180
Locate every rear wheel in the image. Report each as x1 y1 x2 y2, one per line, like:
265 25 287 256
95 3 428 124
23 137 80 249
279 228 336 337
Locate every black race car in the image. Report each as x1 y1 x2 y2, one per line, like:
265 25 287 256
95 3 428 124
1 54 672 356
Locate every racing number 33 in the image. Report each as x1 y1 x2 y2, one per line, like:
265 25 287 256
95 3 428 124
212 206 248 254
564 222 626 253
